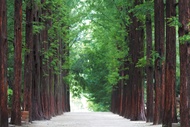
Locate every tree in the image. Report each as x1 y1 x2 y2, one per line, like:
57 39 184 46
32 1 44 120
23 0 33 122
145 10 153 123
0 0 71 123
40 0 51 119
11 0 22 125
145 0 154 122
179 0 190 126
0 0 8 126
129 0 146 121
162 0 178 126
153 0 165 124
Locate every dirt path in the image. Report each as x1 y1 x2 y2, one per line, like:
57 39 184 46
22 112 162 127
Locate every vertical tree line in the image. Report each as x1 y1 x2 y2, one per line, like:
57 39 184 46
153 0 165 125
1 0 190 127
145 0 153 122
0 0 71 126
110 0 189 127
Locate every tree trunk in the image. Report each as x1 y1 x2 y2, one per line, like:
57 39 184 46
32 3 43 120
179 0 190 126
111 87 117 113
23 0 33 122
40 0 51 119
54 73 60 115
130 0 146 121
125 17 134 119
11 0 22 125
153 0 165 124
121 60 128 117
65 84 70 112
49 57 55 116
0 0 8 126
146 13 153 122
162 0 178 126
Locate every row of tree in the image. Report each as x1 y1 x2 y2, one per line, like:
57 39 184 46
1 0 189 126
111 0 190 127
67 0 128 111
0 0 71 126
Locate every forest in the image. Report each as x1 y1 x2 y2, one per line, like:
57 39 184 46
0 0 190 127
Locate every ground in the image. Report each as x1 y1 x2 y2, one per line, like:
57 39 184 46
19 112 162 127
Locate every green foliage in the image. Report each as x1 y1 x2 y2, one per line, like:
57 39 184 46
179 34 190 44
167 16 182 27
129 1 154 21
33 22 45 34
8 88 13 107
88 101 110 112
66 0 130 111
7 0 14 82
136 56 147 68
150 50 163 63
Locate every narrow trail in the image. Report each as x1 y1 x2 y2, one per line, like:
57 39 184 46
21 112 162 127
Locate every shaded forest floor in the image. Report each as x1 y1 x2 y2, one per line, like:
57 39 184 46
18 112 162 127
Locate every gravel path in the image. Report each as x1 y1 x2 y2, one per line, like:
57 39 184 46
22 112 162 127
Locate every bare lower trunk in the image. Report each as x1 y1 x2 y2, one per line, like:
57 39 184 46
0 0 8 126
162 0 177 126
11 0 22 125
153 0 165 124
179 0 190 126
23 0 33 122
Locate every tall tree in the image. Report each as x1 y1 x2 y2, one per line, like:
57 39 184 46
40 0 50 119
179 0 190 126
0 0 8 126
130 0 146 121
32 2 44 120
162 0 177 126
11 0 22 125
145 7 153 122
153 0 165 124
23 0 33 122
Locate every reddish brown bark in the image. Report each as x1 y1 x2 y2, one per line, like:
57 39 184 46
23 0 33 122
153 0 165 124
162 0 178 126
121 85 126 116
146 13 153 122
129 12 137 120
32 3 43 120
130 0 146 121
40 22 50 119
136 21 146 121
0 0 8 126
113 78 123 115
125 82 132 119
40 0 51 119
11 0 22 125
179 0 190 126
124 21 134 119
54 74 59 115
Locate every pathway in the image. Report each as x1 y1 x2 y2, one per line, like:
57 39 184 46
22 112 162 127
